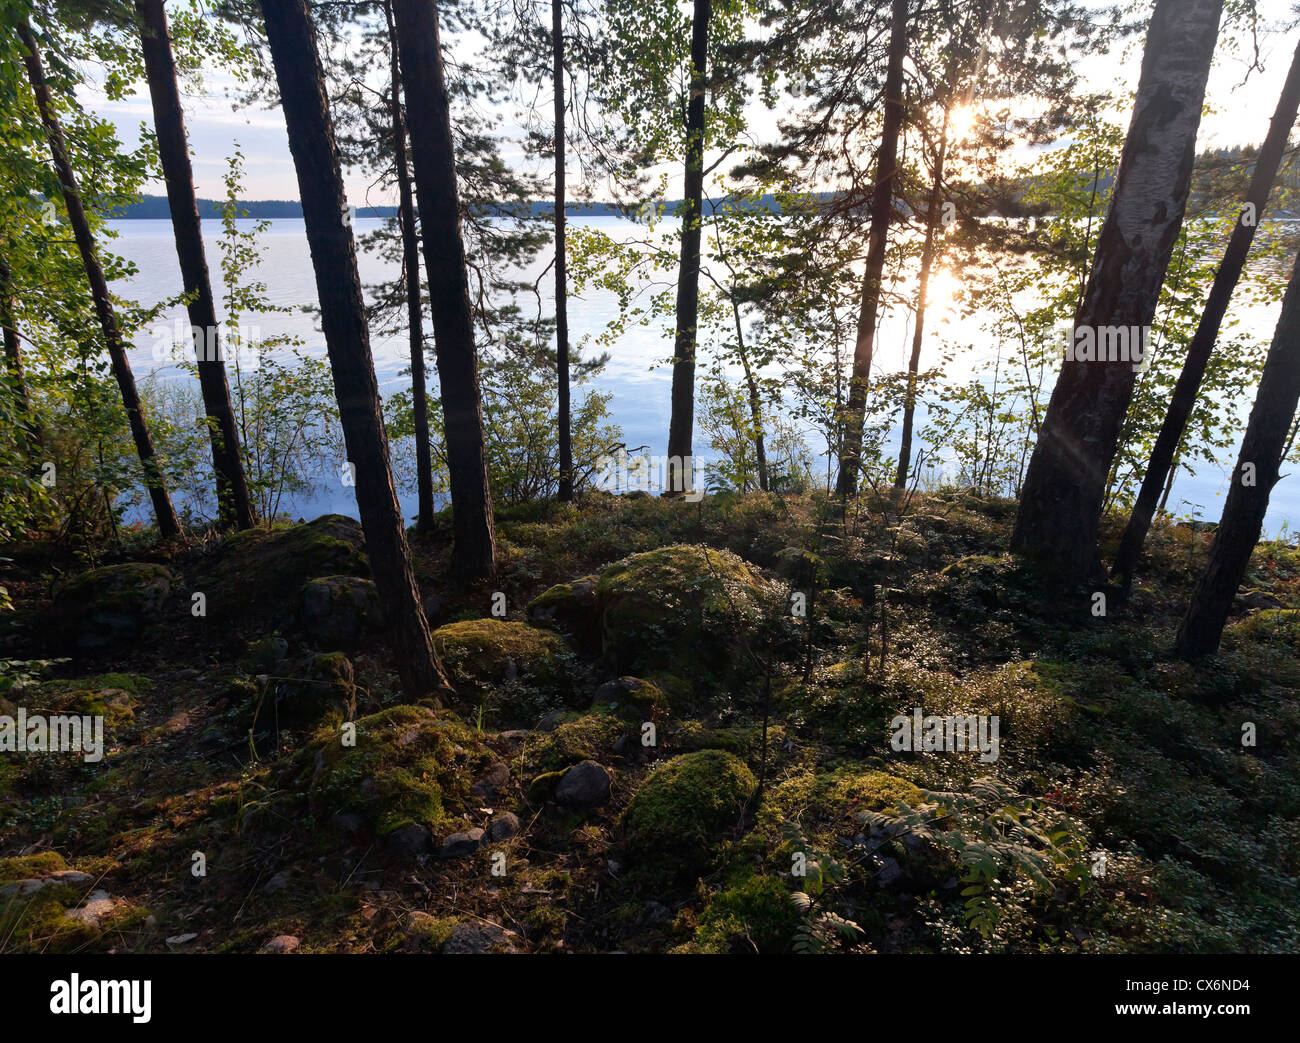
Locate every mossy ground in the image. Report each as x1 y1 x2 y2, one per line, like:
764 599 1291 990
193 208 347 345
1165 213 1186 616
1 488 1298 952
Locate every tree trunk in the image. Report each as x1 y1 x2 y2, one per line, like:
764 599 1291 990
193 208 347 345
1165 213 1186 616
383 1 434 532
553 0 574 501
665 0 711 497
0 249 40 460
258 0 451 698
1176 240 1300 658
1113 35 1300 595
391 0 497 579
895 105 949 493
1011 0 1223 584
732 296 768 491
136 0 254 531
836 0 908 498
17 18 181 538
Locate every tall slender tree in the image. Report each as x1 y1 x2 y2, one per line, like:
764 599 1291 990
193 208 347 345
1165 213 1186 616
135 0 254 530
1011 0 1224 583
895 104 948 494
664 0 711 496
15 16 181 537
836 0 907 498
1112 35 1300 595
391 0 497 579
1176 241 1300 659
379 0 434 532
257 0 451 698
553 0 573 501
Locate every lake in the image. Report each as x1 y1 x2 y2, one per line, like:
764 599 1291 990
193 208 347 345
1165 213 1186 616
108 215 1300 537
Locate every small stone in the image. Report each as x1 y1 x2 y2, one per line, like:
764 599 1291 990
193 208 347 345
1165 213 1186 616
437 827 485 858
554 760 611 808
166 932 198 946
470 762 511 800
262 870 293 895
497 729 532 745
0 870 94 900
441 921 520 954
385 822 432 857
261 934 300 953
66 890 117 926
487 812 521 842
875 857 902 887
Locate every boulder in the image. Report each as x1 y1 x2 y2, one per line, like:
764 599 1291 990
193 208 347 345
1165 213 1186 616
297 576 384 651
48 563 175 650
554 760 612 809
622 750 757 880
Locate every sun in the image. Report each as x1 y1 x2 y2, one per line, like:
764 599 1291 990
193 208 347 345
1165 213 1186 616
946 103 977 142
925 267 962 314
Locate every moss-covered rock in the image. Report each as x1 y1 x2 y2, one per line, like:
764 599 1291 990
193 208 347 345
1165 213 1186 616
523 711 630 776
197 514 369 624
290 705 493 842
594 545 779 676
526 576 600 651
432 619 573 724
622 750 757 880
297 576 384 651
37 673 147 729
256 652 356 731
675 871 800 953
592 676 667 719
48 563 175 650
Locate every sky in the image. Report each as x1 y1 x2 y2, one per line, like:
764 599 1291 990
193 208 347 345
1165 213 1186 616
77 0 1300 205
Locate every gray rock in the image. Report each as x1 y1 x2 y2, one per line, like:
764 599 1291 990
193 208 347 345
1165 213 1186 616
66 890 117 926
875 857 903 887
261 934 300 953
297 575 384 651
487 812 521 841
385 822 432 857
437 827 485 858
470 762 511 800
166 932 198 946
441 921 520 954
0 870 94 899
554 760 611 808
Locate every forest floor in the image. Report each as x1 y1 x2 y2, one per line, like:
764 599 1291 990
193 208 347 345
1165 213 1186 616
1 488 1298 953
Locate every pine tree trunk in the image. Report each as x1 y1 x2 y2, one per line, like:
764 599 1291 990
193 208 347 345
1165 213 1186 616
17 18 181 538
665 0 711 497
733 298 768 491
384 1 434 532
895 105 948 493
136 0 254 531
836 0 908 498
1176 244 1300 659
0 249 40 460
391 0 497 579
1113 35 1300 595
258 0 452 698
553 0 574 501
1011 0 1223 584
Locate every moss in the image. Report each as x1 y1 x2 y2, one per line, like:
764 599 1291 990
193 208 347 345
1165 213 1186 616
290 705 492 840
622 750 758 880
594 545 778 677
676 871 800 953
432 619 573 723
673 721 783 762
524 712 628 775
36 675 147 728
756 768 922 846
0 851 69 882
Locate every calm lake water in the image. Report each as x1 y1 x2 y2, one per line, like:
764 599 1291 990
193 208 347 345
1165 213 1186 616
108 215 1300 536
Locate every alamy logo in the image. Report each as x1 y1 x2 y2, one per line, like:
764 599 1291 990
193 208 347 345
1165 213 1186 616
0 709 104 763
1058 323 1152 373
889 707 1000 763
49 974 151 1023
